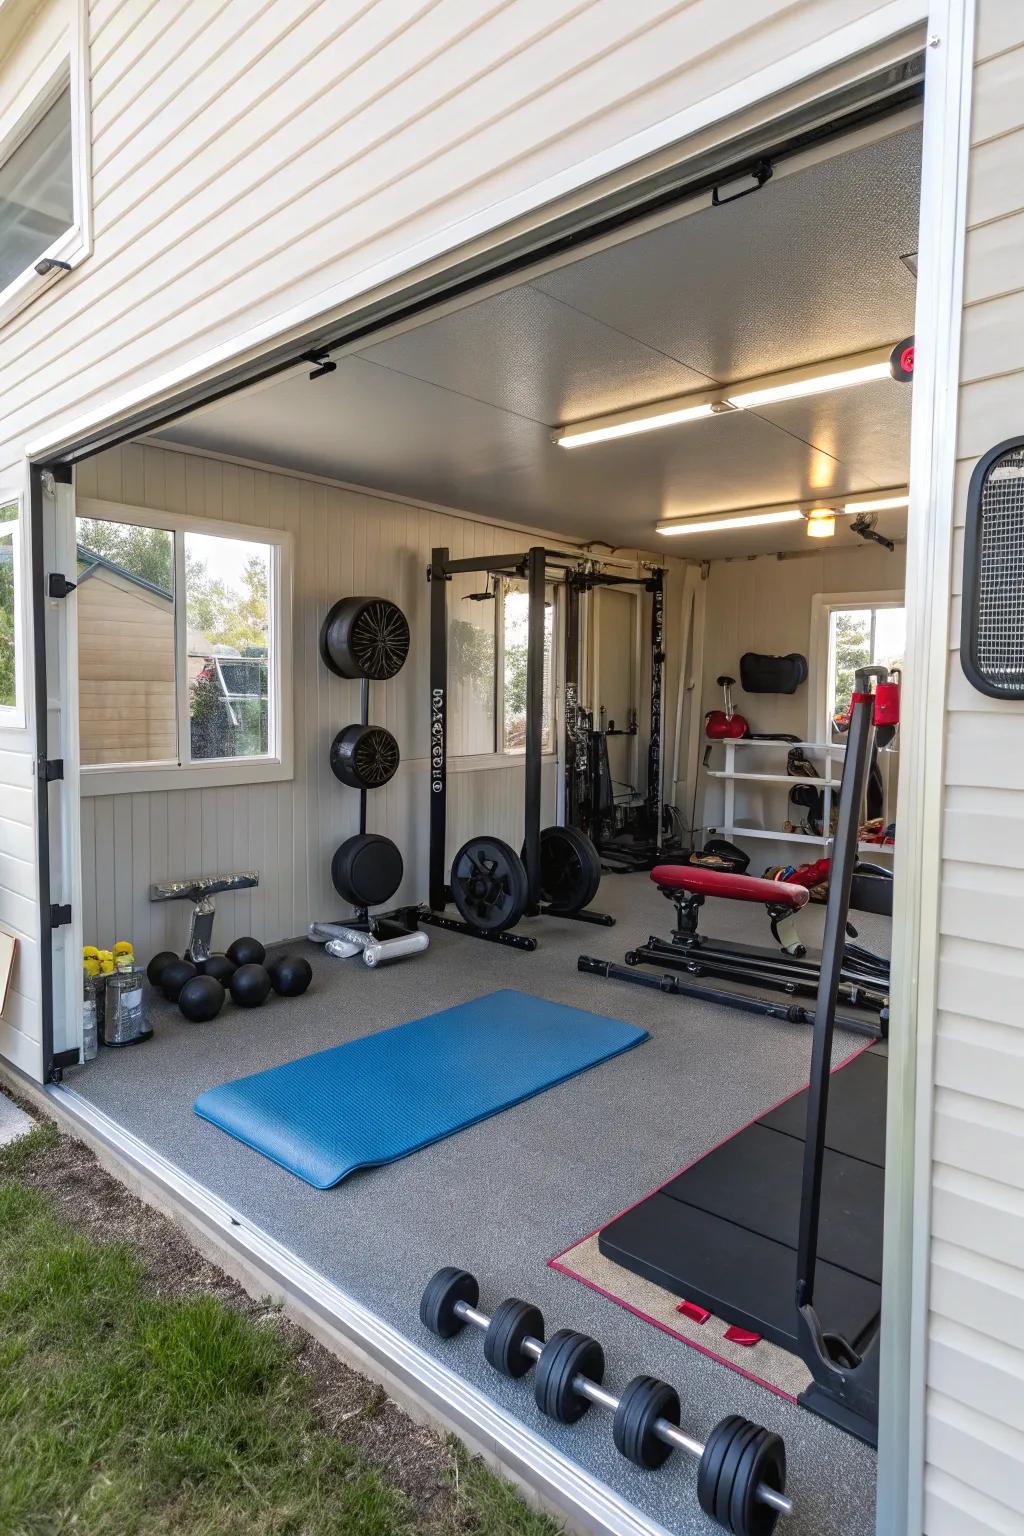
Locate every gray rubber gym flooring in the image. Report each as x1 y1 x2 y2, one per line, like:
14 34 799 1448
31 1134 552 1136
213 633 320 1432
71 872 889 1536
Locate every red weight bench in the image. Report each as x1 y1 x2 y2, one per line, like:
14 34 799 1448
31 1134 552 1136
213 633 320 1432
651 864 810 957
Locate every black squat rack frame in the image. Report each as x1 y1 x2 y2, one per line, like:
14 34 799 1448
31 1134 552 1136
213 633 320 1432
422 544 614 950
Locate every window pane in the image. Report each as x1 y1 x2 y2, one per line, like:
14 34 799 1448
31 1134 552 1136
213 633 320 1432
0 88 73 291
872 607 906 673
186 532 271 761
0 505 17 711
76 518 176 765
502 581 554 754
448 573 496 755
828 605 906 736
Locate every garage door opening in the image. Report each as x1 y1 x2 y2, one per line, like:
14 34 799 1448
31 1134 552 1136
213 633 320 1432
43 69 924 1536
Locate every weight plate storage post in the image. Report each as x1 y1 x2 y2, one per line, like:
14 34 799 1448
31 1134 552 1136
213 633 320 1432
419 1269 791 1536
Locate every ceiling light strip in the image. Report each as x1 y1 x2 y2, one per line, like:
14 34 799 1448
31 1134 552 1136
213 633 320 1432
553 346 895 449
656 508 805 536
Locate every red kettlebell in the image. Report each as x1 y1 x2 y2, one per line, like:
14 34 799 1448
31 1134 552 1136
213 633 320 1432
705 675 749 740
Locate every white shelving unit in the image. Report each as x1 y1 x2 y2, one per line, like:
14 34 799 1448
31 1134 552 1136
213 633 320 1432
706 739 895 858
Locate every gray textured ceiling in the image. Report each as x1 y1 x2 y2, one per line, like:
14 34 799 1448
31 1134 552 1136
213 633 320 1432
158 123 921 559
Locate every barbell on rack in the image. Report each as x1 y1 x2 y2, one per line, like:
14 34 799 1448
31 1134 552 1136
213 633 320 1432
420 1268 791 1536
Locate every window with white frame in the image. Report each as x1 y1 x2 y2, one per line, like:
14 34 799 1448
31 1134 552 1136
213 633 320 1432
820 597 906 738
0 497 22 725
74 504 290 786
444 574 558 759
0 0 91 326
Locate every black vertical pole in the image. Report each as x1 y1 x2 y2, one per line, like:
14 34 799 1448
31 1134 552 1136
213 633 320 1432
647 570 665 848
795 673 876 1309
428 548 449 911
563 576 580 828
523 545 545 909
358 676 369 837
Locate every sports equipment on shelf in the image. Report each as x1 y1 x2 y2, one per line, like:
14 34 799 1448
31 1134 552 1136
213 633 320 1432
419 1268 791 1536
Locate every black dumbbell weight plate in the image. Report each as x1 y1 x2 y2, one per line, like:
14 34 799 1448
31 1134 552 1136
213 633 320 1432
697 1416 747 1525
450 837 528 933
320 597 410 680
727 1426 786 1536
612 1375 680 1470
534 1329 604 1424
330 723 400 789
419 1267 479 1339
484 1298 544 1379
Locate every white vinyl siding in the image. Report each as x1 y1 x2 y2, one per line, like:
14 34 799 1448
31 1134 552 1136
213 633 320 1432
924 4 1024 1531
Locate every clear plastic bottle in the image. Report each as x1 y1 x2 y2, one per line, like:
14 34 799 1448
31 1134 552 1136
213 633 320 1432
81 976 100 1061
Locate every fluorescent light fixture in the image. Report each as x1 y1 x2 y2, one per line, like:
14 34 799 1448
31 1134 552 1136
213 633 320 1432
656 508 804 537
553 346 896 449
555 400 715 449
726 353 891 411
805 508 836 539
841 493 910 513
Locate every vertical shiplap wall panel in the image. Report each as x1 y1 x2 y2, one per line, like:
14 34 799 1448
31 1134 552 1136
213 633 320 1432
925 14 1024 1532
76 443 561 957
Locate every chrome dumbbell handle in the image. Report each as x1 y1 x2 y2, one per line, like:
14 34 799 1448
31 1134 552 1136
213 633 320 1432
454 1300 791 1518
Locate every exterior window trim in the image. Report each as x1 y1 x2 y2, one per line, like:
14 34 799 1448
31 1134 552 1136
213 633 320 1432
76 497 293 795
0 0 92 328
0 489 25 730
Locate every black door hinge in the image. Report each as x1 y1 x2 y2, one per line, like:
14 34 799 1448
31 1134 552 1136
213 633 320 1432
49 903 72 929
37 758 64 782
48 573 77 598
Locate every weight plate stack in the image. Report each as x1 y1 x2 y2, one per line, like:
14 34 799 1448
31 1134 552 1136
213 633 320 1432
483 1298 545 1379
330 723 400 789
612 1375 680 1469
419 1267 478 1339
534 1328 604 1424
531 825 602 913
697 1415 786 1536
450 836 528 933
331 833 404 908
320 596 410 680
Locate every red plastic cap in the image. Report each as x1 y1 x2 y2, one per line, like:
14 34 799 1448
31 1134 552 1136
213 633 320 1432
677 1300 711 1325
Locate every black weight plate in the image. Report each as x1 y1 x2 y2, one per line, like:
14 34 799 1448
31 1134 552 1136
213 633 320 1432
419 1267 478 1339
451 836 528 933
320 596 410 680
534 1329 604 1424
612 1376 680 1469
527 826 602 914
331 833 403 907
330 723 400 789
715 1421 762 1532
483 1299 544 1379
729 1427 786 1536
697 1416 747 1522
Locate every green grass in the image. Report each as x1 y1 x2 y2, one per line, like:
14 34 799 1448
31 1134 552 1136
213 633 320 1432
0 1134 561 1536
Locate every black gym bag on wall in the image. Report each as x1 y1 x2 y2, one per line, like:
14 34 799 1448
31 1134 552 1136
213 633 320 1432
739 652 808 694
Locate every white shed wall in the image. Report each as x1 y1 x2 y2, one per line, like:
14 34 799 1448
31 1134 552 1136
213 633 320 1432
73 442 567 960
924 4 1024 1531
0 0 916 1077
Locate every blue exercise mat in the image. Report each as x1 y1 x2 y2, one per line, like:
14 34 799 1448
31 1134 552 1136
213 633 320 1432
194 989 647 1188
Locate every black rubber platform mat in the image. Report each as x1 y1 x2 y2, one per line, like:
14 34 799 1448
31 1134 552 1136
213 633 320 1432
759 1049 887 1168
660 1125 885 1283
599 1050 887 1351
599 1196 881 1352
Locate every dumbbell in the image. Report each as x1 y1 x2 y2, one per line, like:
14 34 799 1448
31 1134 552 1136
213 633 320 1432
420 1269 790 1536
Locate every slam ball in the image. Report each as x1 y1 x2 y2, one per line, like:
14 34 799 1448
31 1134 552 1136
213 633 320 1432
267 955 313 997
197 953 236 985
161 958 198 1002
178 974 226 1023
147 950 179 987
229 963 272 1008
226 936 266 967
